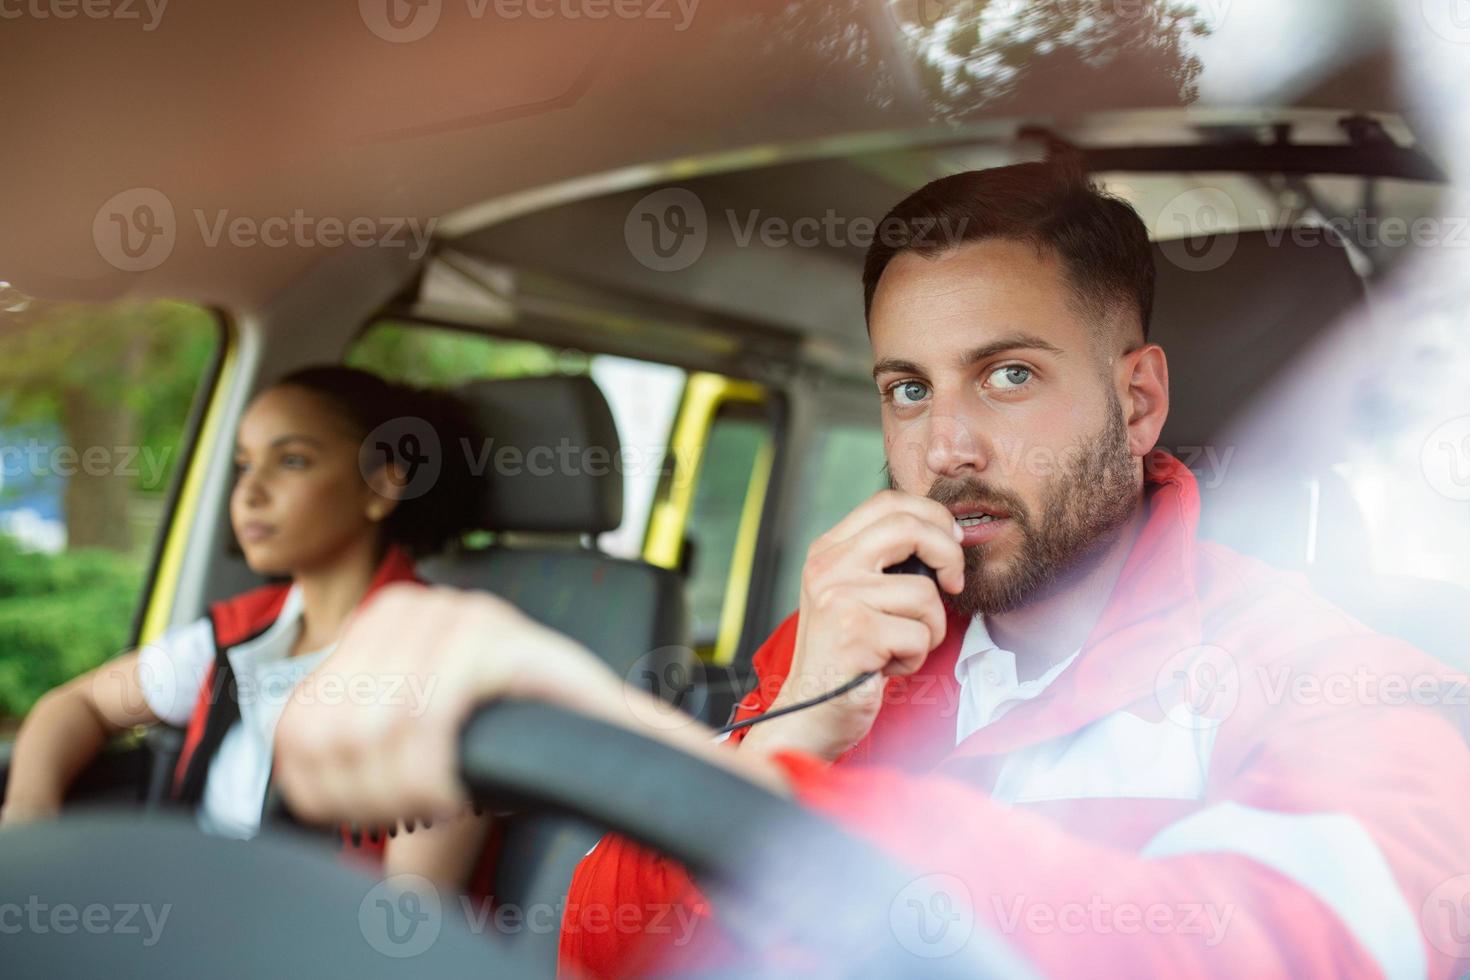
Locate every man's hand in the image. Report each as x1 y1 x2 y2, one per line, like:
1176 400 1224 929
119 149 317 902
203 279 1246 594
742 490 964 762
274 584 629 825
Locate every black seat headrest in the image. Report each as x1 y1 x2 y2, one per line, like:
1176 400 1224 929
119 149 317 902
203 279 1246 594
1149 228 1374 576
456 375 624 534
1150 228 1365 454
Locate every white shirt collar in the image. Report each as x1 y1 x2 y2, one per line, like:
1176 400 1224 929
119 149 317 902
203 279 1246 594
228 583 306 669
953 614 1081 743
226 584 336 742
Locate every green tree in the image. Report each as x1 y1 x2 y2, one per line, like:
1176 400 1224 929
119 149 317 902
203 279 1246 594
0 300 216 551
347 321 574 387
0 535 139 719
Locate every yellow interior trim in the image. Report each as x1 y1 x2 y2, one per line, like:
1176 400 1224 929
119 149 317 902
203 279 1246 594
642 372 765 570
710 435 774 666
136 329 237 645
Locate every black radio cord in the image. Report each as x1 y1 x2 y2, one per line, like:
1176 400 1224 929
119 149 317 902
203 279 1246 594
716 669 878 736
715 555 939 737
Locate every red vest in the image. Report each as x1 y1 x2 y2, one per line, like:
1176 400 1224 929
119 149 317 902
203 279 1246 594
170 546 420 810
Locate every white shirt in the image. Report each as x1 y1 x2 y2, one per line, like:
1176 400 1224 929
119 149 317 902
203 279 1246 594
952 615 1221 806
139 585 333 839
953 614 1080 745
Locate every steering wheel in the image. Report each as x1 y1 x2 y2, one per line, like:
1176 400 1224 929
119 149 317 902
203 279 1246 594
1 700 1037 978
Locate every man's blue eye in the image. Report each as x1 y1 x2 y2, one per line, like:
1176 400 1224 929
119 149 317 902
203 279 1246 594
891 381 930 406
989 365 1032 389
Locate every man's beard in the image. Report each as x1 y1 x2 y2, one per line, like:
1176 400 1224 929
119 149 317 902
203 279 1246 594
917 398 1139 618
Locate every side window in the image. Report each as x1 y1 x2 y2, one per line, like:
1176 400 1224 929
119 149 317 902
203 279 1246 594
681 407 772 652
0 294 222 733
769 423 887 630
348 319 574 386
644 377 777 663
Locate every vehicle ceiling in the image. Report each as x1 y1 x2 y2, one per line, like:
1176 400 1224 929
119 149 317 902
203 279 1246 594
0 0 1441 359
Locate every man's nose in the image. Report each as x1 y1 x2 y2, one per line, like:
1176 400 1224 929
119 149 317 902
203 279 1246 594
924 412 987 478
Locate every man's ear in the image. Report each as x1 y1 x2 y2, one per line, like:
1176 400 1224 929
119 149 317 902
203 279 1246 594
1119 344 1169 458
363 461 407 523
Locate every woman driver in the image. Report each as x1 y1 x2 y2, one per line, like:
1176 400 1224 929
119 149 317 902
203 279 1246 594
2 365 490 888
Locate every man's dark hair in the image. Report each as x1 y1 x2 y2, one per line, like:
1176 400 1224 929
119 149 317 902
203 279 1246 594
862 158 1156 344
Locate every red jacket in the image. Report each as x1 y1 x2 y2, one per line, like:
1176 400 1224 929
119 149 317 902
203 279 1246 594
561 451 1470 978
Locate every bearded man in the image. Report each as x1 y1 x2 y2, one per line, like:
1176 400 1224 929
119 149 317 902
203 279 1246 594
277 161 1470 979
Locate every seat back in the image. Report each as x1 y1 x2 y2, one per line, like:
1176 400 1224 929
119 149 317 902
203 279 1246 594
420 548 690 695
417 375 692 972
1150 229 1470 669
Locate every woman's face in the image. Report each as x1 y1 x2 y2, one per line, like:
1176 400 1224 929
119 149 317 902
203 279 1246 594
230 385 389 576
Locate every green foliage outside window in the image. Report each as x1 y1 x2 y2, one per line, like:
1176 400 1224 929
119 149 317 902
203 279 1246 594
0 298 218 725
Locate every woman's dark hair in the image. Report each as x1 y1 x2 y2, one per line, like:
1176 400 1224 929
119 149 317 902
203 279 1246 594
273 365 485 559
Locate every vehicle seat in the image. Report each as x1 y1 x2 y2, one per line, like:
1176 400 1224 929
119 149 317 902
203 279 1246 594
1151 229 1470 671
416 374 694 971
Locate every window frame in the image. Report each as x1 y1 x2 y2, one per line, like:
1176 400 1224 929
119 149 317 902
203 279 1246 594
129 309 233 649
